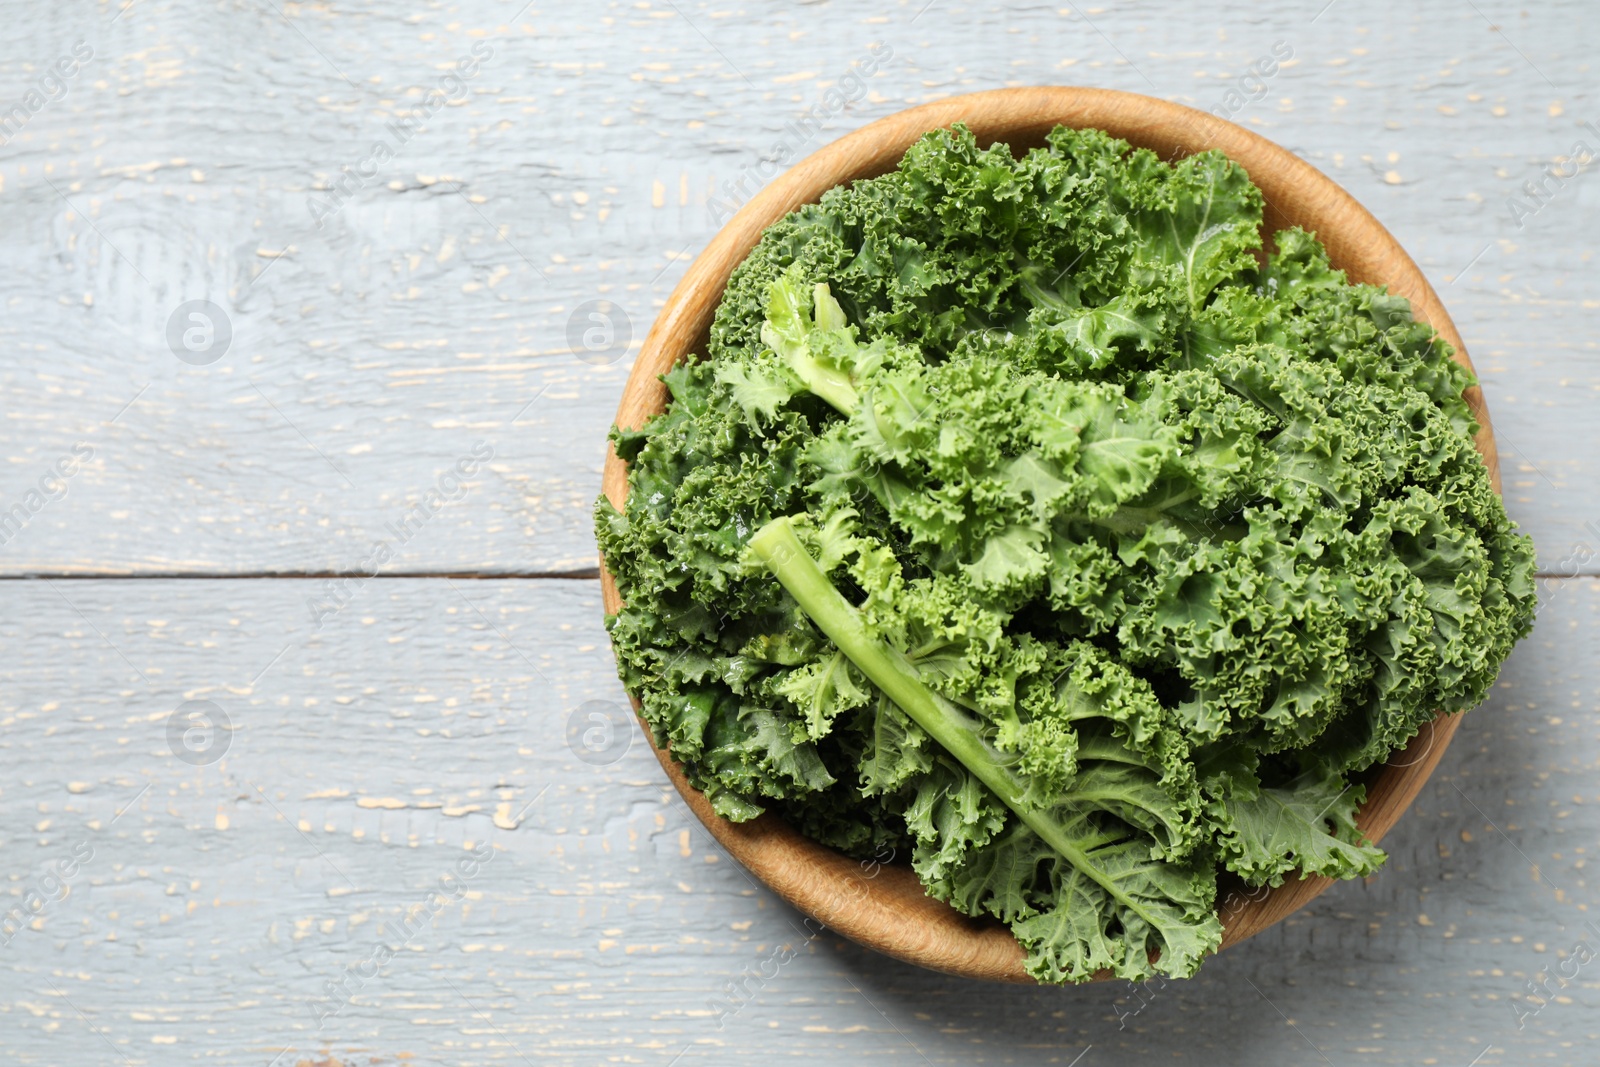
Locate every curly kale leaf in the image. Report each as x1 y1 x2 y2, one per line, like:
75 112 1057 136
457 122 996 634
598 123 1536 983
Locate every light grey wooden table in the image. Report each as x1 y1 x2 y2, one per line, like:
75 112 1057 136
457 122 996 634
0 2 1594 1064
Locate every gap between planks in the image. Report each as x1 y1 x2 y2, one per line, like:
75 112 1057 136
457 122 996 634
0 569 601 581
0 570 1591 581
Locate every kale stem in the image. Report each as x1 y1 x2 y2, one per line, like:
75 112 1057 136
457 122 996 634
787 351 859 416
749 515 1162 922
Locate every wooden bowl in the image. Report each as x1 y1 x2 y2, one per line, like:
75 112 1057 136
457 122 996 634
599 87 1499 983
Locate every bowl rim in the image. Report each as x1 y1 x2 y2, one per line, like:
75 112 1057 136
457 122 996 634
598 86 1500 984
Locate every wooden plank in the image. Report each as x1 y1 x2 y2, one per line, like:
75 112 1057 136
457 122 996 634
2 1 1597 1064
0 575 1595 1064
0 2 1593 576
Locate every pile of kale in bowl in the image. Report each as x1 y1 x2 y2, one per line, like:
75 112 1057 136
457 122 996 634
597 124 1537 983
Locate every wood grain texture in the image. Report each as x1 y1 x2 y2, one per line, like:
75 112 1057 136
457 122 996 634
0 1 1593 577
1 0 1596 1063
0 576 1596 1066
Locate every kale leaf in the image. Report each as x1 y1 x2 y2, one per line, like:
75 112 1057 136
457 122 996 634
597 124 1537 982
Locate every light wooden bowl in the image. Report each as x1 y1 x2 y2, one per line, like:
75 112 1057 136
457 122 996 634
599 87 1499 983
